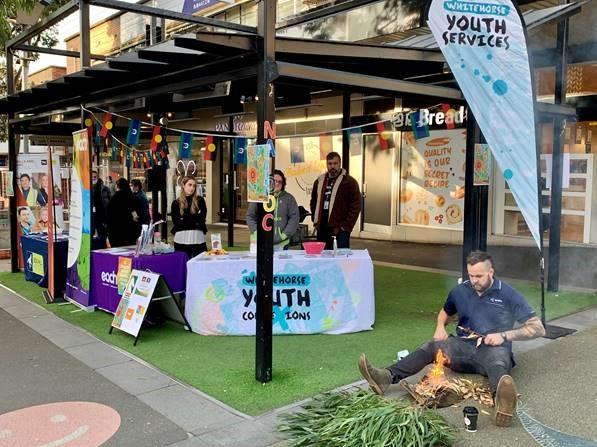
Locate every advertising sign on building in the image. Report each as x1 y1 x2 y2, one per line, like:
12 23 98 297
399 129 466 229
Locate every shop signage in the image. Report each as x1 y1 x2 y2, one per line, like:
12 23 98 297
391 106 466 131
428 0 541 248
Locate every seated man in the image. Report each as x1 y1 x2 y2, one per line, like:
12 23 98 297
359 250 545 427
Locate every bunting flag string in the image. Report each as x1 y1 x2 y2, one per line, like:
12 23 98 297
235 138 247 165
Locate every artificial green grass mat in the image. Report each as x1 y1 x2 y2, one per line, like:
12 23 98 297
1 267 595 416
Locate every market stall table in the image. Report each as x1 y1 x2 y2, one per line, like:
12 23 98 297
90 247 188 313
21 233 69 291
185 249 375 335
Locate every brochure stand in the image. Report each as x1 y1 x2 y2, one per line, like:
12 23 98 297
109 269 192 346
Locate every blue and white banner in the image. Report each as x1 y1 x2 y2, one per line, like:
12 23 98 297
428 0 540 248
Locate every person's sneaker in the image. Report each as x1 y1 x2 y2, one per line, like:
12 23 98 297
358 353 391 395
494 375 518 427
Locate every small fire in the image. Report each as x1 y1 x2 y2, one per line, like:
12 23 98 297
426 349 449 386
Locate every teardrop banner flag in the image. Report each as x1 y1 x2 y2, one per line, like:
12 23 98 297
428 0 540 248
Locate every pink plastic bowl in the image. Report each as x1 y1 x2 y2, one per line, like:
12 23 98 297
303 241 326 255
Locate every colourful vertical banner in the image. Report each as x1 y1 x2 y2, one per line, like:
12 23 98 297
428 0 540 248
204 136 217 161
65 129 92 307
319 133 332 159
290 137 305 163
247 144 269 203
127 119 141 145
349 128 363 156
179 132 193 159
235 138 247 164
410 111 430 140
99 113 114 138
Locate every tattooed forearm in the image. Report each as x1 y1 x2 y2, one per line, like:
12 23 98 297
504 317 545 341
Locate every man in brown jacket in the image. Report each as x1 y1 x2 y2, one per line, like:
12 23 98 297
310 152 361 249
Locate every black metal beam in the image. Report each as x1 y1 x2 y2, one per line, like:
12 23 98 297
277 62 463 99
13 44 106 60
174 32 256 55
7 0 79 48
342 92 350 172
88 0 257 34
255 0 276 385
80 0 91 67
137 43 209 66
275 37 444 63
6 50 19 273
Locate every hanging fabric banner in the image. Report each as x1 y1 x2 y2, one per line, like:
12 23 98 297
204 136 217 161
99 113 114 138
66 130 92 307
410 111 430 140
428 0 540 248
290 137 305 164
179 132 193 159
235 138 247 164
349 128 363 156
127 119 141 145
247 144 269 203
319 133 332 159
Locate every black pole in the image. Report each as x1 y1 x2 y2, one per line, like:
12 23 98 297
341 92 350 172
6 48 19 273
462 108 484 277
227 116 235 247
79 0 91 68
547 13 568 292
255 0 277 383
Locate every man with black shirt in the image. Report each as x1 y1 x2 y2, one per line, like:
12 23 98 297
310 152 361 249
358 251 546 427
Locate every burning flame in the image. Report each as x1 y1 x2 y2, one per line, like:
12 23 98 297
426 349 448 386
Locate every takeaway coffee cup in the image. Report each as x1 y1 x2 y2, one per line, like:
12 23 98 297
463 406 479 432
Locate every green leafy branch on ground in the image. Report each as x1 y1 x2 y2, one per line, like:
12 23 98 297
279 391 457 447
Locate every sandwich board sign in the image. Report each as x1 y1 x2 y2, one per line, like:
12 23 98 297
110 269 191 345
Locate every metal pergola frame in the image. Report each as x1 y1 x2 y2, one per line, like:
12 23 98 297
2 0 579 380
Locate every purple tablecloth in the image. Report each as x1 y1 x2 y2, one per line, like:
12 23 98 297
90 248 188 314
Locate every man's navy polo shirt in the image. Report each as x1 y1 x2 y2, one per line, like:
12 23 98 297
443 278 536 346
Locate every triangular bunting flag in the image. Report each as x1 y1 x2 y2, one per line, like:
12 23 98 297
235 138 247 165
290 137 305 163
127 119 141 145
411 111 430 140
84 114 94 142
179 132 193 159
150 126 163 152
94 123 101 146
99 113 114 138
267 139 276 157
349 129 363 156
319 133 332 159
441 103 456 130
204 136 216 161
376 122 395 150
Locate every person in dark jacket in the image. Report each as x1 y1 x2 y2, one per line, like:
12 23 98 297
247 170 299 250
170 176 208 259
92 170 111 244
310 152 361 249
131 179 150 225
107 178 142 247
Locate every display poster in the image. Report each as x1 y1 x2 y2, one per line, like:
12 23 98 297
2 171 14 197
428 0 541 247
16 154 49 268
65 130 92 307
112 270 160 337
117 256 132 295
247 144 270 203
399 129 466 229
474 143 491 186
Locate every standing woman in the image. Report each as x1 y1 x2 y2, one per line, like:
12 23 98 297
171 176 208 259
107 178 142 247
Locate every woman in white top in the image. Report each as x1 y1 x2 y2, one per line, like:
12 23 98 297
170 176 208 259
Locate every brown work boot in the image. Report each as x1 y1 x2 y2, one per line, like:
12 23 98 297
358 353 391 396
494 375 518 427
